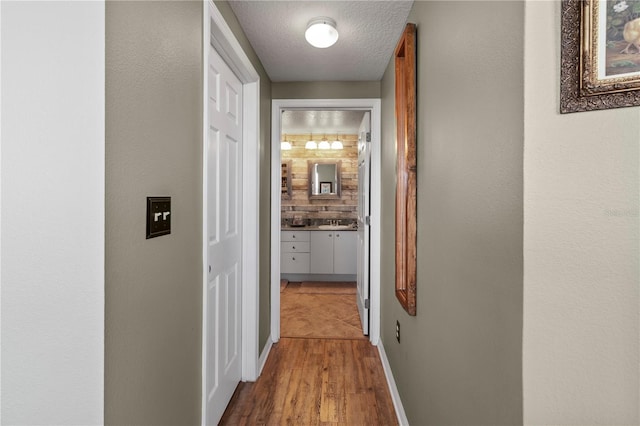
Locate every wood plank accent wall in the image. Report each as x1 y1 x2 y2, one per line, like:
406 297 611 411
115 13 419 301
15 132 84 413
281 134 358 221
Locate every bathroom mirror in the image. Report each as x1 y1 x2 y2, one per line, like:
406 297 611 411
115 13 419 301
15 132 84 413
308 161 341 199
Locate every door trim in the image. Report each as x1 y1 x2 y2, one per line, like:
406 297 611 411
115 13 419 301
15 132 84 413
202 3 261 423
270 99 382 345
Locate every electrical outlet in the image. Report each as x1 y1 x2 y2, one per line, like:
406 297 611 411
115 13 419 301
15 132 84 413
396 320 400 343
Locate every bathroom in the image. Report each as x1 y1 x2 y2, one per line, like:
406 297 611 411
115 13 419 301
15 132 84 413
279 110 367 338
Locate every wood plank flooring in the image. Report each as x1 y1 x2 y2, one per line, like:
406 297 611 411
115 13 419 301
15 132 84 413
219 338 398 425
220 282 397 426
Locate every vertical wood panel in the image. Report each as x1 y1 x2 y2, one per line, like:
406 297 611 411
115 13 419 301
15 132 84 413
394 23 417 316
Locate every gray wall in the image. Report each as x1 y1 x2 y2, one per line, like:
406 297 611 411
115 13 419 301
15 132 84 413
214 0 273 353
380 2 524 424
106 2 273 424
105 2 203 424
523 2 639 423
272 81 380 99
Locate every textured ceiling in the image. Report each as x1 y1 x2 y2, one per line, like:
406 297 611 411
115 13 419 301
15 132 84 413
281 110 366 135
228 0 414 82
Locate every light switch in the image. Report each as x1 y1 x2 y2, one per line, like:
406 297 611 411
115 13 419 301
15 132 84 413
146 196 171 239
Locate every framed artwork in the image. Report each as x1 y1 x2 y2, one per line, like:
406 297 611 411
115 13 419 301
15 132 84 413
319 182 332 194
561 0 640 113
394 23 417 316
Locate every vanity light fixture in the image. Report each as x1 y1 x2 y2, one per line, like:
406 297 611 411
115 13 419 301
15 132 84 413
331 133 343 150
318 135 331 150
281 134 292 150
305 133 317 150
305 17 339 48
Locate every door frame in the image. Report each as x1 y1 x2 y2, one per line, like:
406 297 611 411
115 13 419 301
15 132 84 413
270 99 382 345
202 2 261 422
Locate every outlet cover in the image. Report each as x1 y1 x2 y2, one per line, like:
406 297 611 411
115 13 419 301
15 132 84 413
146 197 171 239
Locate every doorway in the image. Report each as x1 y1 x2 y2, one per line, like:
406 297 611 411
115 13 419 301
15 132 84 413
270 99 382 346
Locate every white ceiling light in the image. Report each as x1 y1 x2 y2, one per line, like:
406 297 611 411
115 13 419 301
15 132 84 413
331 133 343 150
318 135 331 150
281 134 292 150
305 17 339 48
305 133 317 149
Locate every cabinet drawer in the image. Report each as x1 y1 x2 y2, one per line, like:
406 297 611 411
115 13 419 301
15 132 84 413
280 253 310 274
281 241 310 253
281 230 310 242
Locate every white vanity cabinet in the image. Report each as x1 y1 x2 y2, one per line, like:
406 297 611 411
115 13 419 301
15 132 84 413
309 231 357 275
309 231 334 273
280 231 310 274
333 231 357 274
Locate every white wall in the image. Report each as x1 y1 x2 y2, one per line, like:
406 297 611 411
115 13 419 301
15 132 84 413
524 1 639 424
1 2 105 424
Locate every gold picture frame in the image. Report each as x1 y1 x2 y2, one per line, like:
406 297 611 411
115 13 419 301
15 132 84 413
561 0 640 113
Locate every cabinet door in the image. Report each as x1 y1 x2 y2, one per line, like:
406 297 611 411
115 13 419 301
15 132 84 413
334 231 357 274
310 231 334 274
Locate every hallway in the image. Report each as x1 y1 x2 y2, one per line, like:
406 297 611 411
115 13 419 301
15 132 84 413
219 282 397 424
5 1 639 425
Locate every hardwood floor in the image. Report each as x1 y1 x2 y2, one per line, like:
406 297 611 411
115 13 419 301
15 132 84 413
219 338 398 425
220 282 397 425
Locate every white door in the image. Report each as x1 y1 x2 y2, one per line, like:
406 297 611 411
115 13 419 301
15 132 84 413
356 112 371 334
204 45 243 425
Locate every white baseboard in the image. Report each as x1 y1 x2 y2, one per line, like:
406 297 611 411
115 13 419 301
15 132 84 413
377 341 410 426
258 335 274 376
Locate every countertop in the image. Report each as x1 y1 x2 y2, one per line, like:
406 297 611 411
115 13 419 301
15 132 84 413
281 225 357 231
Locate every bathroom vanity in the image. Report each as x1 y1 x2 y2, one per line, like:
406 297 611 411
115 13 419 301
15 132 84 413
281 227 356 281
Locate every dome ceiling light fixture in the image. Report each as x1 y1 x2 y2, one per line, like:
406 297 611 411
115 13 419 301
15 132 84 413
305 17 339 48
